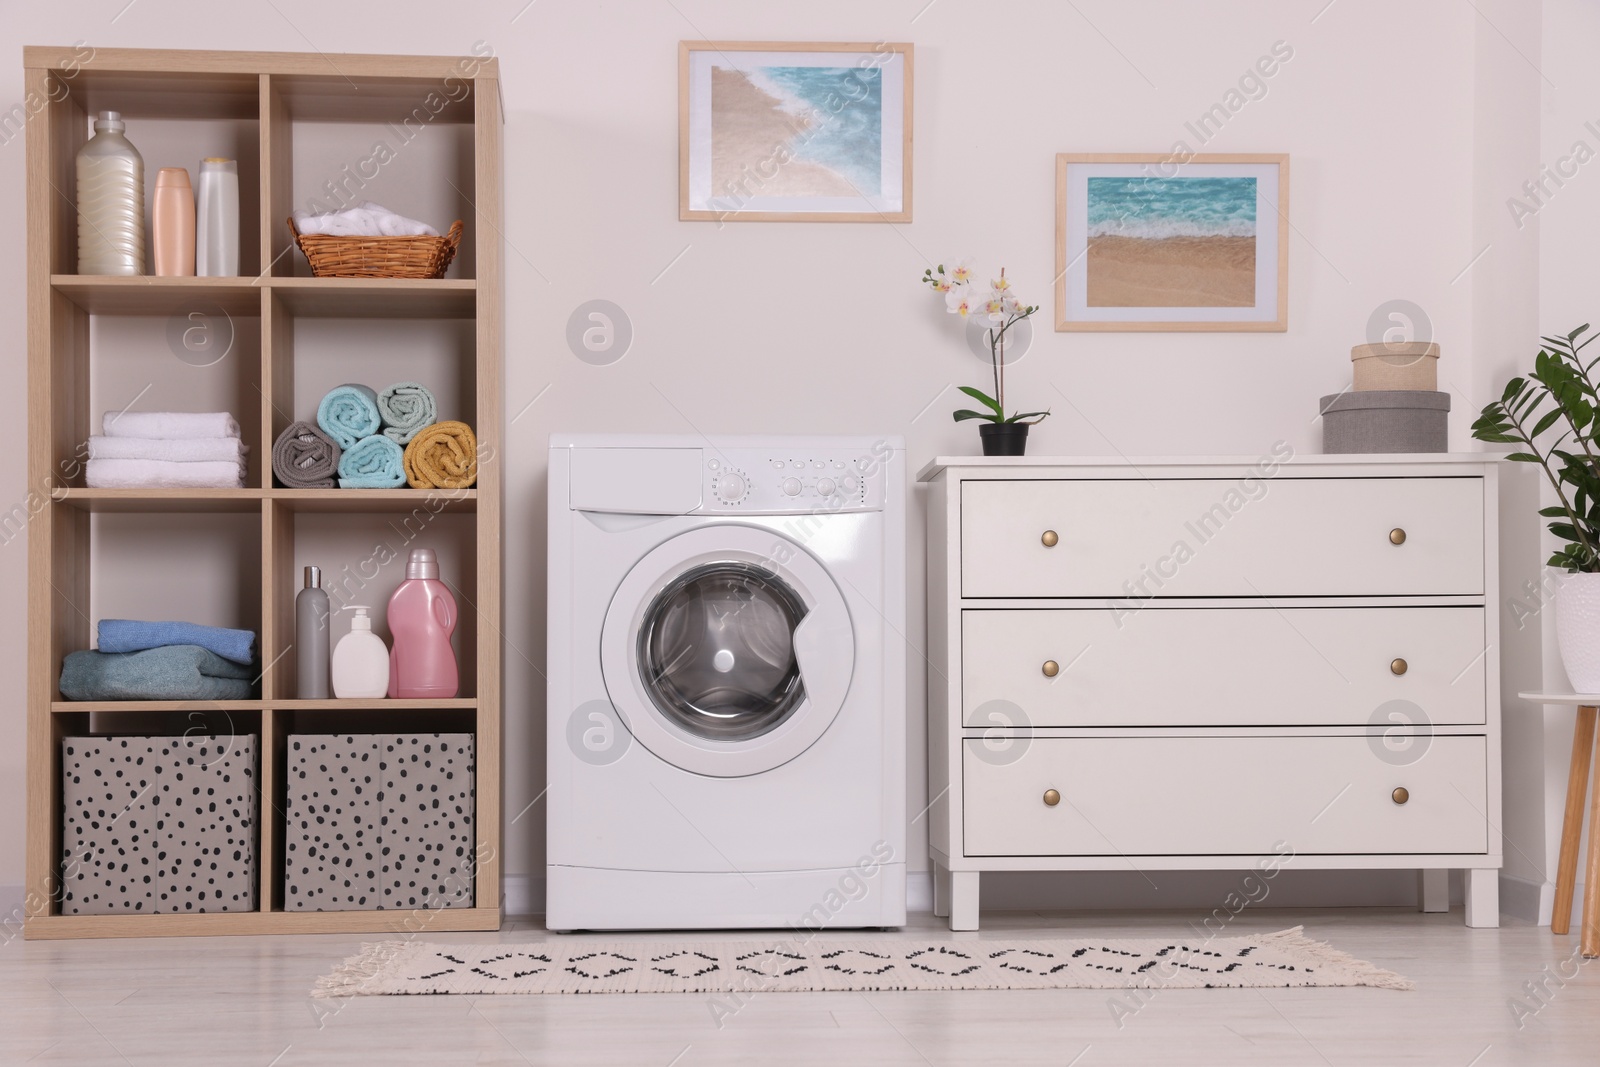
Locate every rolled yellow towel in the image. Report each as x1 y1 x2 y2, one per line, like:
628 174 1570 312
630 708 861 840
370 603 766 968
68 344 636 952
403 420 478 489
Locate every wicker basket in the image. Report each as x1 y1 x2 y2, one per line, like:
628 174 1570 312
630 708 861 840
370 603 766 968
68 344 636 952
288 217 463 279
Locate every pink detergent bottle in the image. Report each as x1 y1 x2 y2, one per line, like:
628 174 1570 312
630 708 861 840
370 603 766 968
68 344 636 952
387 547 459 698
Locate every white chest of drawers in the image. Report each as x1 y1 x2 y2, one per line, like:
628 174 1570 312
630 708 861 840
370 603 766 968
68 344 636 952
919 452 1502 930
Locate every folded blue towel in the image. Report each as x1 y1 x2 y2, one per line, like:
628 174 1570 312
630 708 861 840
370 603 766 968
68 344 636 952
317 383 381 450
338 434 407 488
98 619 256 665
60 645 256 701
377 381 437 444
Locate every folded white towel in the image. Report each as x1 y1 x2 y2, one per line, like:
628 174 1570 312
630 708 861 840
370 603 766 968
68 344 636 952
294 201 440 238
88 436 248 463
86 459 245 489
101 411 241 440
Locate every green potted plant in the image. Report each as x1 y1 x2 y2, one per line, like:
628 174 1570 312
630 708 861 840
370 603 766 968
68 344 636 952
920 261 1050 456
1472 324 1600 689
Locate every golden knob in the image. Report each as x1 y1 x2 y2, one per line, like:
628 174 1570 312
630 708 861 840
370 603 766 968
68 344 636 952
1041 530 1059 548
1392 787 1410 805
1389 528 1407 546
1390 658 1408 676
1043 789 1061 807
1042 660 1060 678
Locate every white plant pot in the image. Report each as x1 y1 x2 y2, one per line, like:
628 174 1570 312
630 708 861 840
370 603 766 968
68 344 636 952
1556 571 1600 693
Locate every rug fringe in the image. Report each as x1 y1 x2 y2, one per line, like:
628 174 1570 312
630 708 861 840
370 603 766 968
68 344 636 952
1256 926 1415 990
313 941 410 999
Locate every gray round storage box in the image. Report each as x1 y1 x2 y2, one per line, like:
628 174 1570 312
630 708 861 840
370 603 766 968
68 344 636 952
1319 389 1450 454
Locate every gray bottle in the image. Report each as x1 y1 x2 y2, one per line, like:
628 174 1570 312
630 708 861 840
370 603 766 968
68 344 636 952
296 565 331 699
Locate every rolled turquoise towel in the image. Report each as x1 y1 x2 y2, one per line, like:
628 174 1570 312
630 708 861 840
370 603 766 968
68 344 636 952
377 381 437 444
317 383 381 450
338 434 407 488
59 645 256 701
98 619 256 665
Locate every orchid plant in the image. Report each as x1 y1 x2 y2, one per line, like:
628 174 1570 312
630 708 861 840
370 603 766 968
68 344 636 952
921 260 1051 425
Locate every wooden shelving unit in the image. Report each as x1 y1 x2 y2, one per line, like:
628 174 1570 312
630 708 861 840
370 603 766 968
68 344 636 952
24 47 503 939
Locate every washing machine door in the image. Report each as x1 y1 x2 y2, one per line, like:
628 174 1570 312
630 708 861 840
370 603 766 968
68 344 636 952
600 524 855 777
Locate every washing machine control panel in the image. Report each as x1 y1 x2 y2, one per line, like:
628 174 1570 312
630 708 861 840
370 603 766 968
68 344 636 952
701 446 890 513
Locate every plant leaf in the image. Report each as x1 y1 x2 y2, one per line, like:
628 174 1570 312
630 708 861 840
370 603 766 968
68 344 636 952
952 409 998 423
957 386 1004 415
1005 411 1051 424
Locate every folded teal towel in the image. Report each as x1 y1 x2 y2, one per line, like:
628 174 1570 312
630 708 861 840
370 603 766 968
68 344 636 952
60 645 256 701
317 383 381 450
377 381 437 444
98 619 256 665
338 434 406 488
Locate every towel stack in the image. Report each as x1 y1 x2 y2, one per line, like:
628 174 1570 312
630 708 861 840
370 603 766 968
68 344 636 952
60 619 258 701
87 411 247 489
286 381 478 491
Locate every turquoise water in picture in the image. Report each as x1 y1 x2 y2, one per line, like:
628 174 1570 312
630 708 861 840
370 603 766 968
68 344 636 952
756 66 883 195
1086 176 1257 239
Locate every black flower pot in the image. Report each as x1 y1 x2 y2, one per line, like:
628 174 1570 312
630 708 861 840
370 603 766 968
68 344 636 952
979 422 1029 456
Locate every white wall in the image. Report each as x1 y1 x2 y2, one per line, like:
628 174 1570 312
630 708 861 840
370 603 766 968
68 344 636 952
0 0 1562 915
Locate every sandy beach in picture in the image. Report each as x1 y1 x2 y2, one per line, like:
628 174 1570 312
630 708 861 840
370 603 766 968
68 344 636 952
710 65 880 199
1086 235 1256 307
1084 176 1258 308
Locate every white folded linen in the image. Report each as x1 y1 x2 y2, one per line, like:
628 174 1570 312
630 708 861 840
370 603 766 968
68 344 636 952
86 459 246 489
88 436 248 463
101 411 241 440
293 200 440 238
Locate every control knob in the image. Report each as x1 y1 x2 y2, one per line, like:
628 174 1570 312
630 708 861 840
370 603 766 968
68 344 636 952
716 472 747 503
781 477 803 497
816 477 836 496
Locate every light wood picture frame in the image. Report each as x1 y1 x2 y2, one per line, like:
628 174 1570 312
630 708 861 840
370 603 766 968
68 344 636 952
1054 153 1289 331
679 41 913 222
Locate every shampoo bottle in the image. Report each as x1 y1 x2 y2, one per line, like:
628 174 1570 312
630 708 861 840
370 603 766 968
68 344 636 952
331 606 389 699
151 167 195 277
295 565 331 699
387 548 459 699
195 157 240 276
76 111 145 276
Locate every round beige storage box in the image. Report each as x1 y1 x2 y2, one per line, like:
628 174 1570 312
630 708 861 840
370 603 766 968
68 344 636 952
1352 342 1439 391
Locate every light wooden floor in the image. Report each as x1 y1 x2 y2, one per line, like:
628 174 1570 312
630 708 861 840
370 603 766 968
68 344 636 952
3 908 1597 1065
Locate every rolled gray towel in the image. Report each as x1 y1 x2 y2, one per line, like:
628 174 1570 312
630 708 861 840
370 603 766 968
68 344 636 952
273 421 342 489
377 381 437 444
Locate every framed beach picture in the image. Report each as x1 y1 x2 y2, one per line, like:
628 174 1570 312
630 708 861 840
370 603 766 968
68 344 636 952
1054 154 1289 331
679 41 913 222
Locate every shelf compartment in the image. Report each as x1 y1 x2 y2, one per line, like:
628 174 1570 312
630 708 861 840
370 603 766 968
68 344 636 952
53 488 263 513
57 714 262 917
283 114 476 279
269 277 476 318
77 511 263 698
266 488 476 512
51 276 265 317
82 304 264 488
275 510 477 701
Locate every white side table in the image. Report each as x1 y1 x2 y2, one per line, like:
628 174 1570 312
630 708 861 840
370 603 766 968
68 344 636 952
1519 692 1600 956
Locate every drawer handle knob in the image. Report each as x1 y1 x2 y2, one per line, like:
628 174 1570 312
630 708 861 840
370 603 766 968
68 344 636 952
1389 527 1407 546
1042 660 1060 678
1041 530 1059 548
1392 786 1410 805
1390 658 1408 676
1043 789 1061 807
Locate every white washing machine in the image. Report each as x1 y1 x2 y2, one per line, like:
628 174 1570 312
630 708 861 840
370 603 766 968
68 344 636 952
546 433 906 931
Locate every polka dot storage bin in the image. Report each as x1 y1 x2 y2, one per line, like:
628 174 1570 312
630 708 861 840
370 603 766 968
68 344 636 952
284 733 475 912
60 735 257 915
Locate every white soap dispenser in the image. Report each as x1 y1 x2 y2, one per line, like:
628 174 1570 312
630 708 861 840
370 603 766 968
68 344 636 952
331 606 390 699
